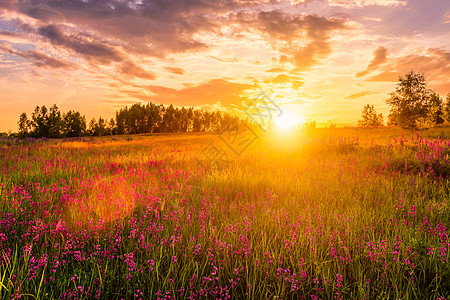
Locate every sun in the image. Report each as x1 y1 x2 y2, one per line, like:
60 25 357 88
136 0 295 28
274 112 302 131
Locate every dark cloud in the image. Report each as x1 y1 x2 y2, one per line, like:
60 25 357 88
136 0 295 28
0 31 19 38
257 12 347 71
256 10 304 41
356 46 388 77
2 0 349 74
303 15 347 40
0 43 73 69
345 91 378 99
144 79 252 107
288 15 348 71
25 50 73 69
38 24 123 64
3 0 260 58
235 10 347 42
232 11 349 71
120 61 156 80
0 0 16 10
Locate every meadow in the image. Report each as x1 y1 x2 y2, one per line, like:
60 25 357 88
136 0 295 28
0 127 449 299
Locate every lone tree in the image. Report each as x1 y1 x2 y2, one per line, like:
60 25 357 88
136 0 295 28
358 104 383 127
386 71 443 130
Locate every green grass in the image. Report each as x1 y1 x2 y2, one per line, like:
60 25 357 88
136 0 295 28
0 127 449 299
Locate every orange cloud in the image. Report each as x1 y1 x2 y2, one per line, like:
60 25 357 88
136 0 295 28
345 91 378 99
356 46 388 77
244 12 349 71
144 79 252 107
267 73 304 89
120 61 156 80
367 71 399 82
365 48 450 93
164 66 185 75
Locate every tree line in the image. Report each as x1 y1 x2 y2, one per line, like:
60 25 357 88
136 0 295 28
358 71 450 130
14 71 450 137
17 103 247 138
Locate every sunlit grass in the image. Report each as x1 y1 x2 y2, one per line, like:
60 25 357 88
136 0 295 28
0 128 449 299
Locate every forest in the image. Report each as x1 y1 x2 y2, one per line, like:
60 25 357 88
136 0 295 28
16 103 245 138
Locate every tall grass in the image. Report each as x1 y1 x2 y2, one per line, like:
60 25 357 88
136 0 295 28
0 128 449 299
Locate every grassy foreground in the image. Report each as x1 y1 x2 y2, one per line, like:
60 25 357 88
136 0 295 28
0 127 449 299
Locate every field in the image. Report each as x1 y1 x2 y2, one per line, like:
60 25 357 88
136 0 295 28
0 127 449 299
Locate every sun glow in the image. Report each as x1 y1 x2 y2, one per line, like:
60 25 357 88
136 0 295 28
274 112 303 131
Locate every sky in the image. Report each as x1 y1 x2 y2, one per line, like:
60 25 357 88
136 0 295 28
0 0 449 131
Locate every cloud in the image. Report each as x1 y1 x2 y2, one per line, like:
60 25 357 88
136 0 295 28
268 73 304 88
360 48 450 95
164 66 185 75
396 48 450 80
0 0 16 10
292 80 304 89
247 11 348 42
256 10 304 41
291 40 330 71
0 0 448 132
2 0 350 77
144 79 253 107
0 43 73 69
327 0 406 8
0 31 31 44
363 0 450 37
209 56 239 63
272 74 291 84
367 71 398 82
345 91 378 99
293 16 347 71
38 24 124 64
3 0 256 58
279 55 291 65
266 67 286 72
235 11 349 71
366 48 450 87
0 31 18 38
356 46 388 77
120 61 156 80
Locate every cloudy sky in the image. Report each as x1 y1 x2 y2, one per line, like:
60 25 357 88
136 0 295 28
1 0 449 131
